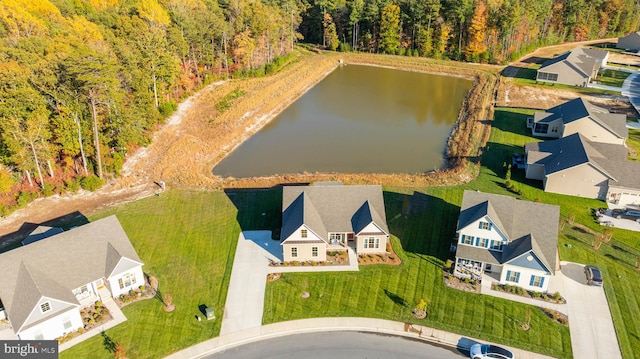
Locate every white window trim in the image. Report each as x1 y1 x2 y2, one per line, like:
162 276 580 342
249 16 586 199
40 301 51 313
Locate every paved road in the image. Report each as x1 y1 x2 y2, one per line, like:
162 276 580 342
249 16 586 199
561 262 622 359
207 331 466 359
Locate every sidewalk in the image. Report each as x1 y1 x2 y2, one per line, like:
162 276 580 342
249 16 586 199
166 317 558 359
59 298 127 351
220 232 360 335
480 273 568 315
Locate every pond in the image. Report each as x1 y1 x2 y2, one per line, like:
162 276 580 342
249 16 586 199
213 64 472 178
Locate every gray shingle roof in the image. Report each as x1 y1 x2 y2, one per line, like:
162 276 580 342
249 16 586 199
539 46 607 80
0 215 143 333
455 244 501 265
525 133 640 188
502 234 552 273
534 98 627 139
456 191 560 274
281 183 388 243
525 133 614 178
21 226 64 245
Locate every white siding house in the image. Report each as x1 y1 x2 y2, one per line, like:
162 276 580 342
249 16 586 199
454 191 559 293
0 216 144 340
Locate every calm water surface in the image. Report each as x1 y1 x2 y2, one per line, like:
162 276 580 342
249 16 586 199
213 65 471 178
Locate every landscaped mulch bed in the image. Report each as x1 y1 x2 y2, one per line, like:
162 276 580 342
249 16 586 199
269 250 350 267
491 283 566 304
541 307 569 326
114 286 156 308
358 243 402 266
443 273 480 293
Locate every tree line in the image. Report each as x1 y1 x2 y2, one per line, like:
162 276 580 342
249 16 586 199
302 0 640 62
0 0 302 212
0 0 638 213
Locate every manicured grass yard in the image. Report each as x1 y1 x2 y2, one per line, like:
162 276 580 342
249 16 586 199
61 189 281 359
265 108 640 359
597 69 631 88
512 65 621 95
61 108 640 358
628 128 640 161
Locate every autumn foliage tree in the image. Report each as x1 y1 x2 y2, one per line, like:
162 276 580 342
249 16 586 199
379 4 401 54
465 1 488 62
323 13 339 51
0 0 305 211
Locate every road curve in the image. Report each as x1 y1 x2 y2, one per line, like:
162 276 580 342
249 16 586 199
206 331 466 359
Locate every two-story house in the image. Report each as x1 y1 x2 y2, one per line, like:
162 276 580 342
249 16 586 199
453 191 560 292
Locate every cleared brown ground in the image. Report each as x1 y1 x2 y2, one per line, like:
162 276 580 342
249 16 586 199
0 50 498 244
499 37 637 116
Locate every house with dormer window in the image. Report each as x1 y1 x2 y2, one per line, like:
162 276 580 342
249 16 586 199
0 215 143 340
280 182 389 262
453 191 560 292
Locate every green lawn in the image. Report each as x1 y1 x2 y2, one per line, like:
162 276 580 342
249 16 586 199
60 190 275 359
512 65 621 95
628 128 640 162
59 108 640 358
596 69 631 88
265 107 640 359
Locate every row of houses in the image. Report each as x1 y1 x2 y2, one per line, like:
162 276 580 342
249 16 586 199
0 182 561 343
279 182 561 293
524 98 640 207
535 32 640 88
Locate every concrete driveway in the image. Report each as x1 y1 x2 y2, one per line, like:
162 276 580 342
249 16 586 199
220 231 277 336
560 262 621 359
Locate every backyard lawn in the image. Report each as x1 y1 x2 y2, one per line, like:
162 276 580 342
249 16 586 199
60 108 640 359
628 128 640 161
597 68 632 88
60 189 281 359
264 107 640 359
512 65 621 95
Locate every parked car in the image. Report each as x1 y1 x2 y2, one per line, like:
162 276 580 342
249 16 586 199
615 210 640 222
584 265 603 286
469 343 514 359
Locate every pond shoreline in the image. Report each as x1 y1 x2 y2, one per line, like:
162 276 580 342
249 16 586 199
213 53 498 189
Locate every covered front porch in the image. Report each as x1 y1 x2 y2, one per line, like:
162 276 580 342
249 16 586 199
74 278 113 308
327 232 353 251
454 258 502 282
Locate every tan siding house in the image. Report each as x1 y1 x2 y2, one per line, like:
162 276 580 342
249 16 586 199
544 163 610 199
525 133 640 204
536 47 608 87
527 98 627 145
280 182 389 262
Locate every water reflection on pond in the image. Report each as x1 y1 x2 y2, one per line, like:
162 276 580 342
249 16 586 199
213 64 472 178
